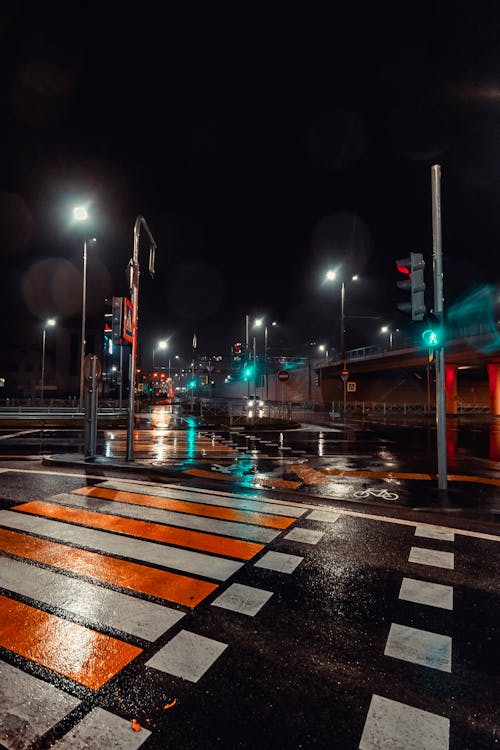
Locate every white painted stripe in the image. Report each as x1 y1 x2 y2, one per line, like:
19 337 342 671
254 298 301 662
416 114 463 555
307 510 341 524
0 429 41 440
399 577 453 611
98 479 305 517
0 659 80 749
211 583 273 616
415 526 455 542
284 527 324 544
254 551 303 574
359 694 449 750
0 510 243 581
384 623 452 672
48 492 279 543
51 706 150 749
0 557 184 641
409 546 455 570
146 629 227 682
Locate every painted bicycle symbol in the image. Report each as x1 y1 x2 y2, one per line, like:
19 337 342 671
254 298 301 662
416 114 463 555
353 488 399 500
211 463 239 474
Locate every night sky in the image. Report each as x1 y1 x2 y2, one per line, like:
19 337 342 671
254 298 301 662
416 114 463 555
1 6 500 365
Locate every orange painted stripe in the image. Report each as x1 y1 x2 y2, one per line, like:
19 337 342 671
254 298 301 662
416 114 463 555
13 501 264 560
316 467 500 487
0 594 141 690
183 468 304 490
74 486 295 530
0 527 217 607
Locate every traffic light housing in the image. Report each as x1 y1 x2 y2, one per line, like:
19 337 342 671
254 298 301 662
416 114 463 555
396 252 426 321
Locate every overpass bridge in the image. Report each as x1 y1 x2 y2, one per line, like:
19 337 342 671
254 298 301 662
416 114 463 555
266 325 500 415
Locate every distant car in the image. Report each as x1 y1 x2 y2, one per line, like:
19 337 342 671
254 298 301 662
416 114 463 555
246 394 265 418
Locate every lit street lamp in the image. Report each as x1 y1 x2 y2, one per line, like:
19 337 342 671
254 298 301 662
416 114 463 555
153 339 168 368
72 205 96 412
325 269 359 412
41 318 56 404
380 325 398 350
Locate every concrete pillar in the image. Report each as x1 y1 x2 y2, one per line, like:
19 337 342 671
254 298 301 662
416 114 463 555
487 362 500 416
445 364 458 415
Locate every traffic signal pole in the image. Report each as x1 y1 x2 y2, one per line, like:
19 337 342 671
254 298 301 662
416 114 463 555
431 164 448 491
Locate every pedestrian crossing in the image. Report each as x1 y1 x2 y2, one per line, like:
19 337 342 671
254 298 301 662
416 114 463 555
0 478 306 747
0 476 497 747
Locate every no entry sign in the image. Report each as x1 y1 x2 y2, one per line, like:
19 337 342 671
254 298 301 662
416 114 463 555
277 370 289 382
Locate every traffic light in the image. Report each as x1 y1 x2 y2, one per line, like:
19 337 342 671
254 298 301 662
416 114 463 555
395 252 426 321
421 311 443 348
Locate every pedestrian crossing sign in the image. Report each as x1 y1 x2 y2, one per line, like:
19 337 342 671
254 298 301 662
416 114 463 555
347 381 356 392
122 298 134 343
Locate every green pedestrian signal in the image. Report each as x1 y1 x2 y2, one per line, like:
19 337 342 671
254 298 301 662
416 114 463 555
421 311 443 348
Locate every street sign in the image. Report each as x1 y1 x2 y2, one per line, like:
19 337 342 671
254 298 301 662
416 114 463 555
122 298 134 343
83 354 101 380
347 381 356 392
277 370 289 382
341 369 349 382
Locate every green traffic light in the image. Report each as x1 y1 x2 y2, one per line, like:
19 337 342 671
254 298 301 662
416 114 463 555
422 328 440 347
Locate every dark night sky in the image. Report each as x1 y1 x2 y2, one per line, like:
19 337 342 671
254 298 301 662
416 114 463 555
1 5 500 365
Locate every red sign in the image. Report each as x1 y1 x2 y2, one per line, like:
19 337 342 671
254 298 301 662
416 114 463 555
277 370 289 382
341 369 349 381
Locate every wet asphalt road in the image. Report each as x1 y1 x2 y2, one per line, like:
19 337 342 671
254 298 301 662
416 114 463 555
0 410 499 748
0 464 499 748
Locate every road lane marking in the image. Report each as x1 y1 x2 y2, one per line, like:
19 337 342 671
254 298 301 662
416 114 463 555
211 583 273 616
415 526 455 541
0 556 185 641
359 694 449 750
70 487 292 536
13 501 265 561
146 630 227 683
399 577 453 611
184 467 303 489
315 466 500 488
409 547 455 569
0 526 217 607
0 429 41 440
0 510 243 580
284 527 324 544
384 622 452 672
0 659 80 749
0 594 142 690
51 706 151 749
254 551 303 574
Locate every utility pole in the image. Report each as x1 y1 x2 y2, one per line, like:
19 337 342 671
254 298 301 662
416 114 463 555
431 164 448 491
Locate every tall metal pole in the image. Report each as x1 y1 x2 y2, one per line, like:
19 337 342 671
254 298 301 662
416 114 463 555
41 328 47 405
341 281 347 414
431 164 448 490
126 216 157 461
264 325 268 400
79 238 87 412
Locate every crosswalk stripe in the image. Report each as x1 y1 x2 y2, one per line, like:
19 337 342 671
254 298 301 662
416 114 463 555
0 526 217 607
0 594 142 690
51 706 151 749
51 492 280 543
0 659 81 749
98 479 306 517
0 555 185 641
13 501 265 560
74 485 296 529
0 510 243 580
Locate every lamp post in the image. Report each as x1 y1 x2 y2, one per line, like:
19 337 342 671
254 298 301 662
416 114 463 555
41 318 56 404
153 339 168 368
380 325 393 350
72 206 96 412
325 270 359 414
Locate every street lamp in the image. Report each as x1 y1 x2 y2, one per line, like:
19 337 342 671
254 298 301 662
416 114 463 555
72 205 96 412
41 318 56 404
153 339 168 368
325 270 359 413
